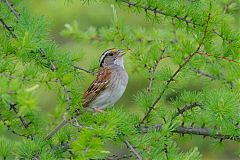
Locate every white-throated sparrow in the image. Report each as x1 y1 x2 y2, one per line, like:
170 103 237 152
83 48 128 111
46 48 128 139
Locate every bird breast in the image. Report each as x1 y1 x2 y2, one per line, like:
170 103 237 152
89 66 128 110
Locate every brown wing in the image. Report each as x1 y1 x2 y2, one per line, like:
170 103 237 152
82 67 111 107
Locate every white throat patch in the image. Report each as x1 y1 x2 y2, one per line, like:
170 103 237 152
114 57 124 69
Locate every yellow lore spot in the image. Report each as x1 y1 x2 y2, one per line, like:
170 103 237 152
111 48 117 52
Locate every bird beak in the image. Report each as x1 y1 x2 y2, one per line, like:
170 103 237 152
117 50 127 58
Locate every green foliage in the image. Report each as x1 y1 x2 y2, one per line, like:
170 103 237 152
1 0 240 159
0 137 15 160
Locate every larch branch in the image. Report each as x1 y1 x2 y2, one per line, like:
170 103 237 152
0 114 32 139
139 13 211 125
175 102 202 117
124 139 143 160
141 124 240 141
147 49 166 96
73 65 96 75
197 52 240 64
3 0 20 20
120 0 195 26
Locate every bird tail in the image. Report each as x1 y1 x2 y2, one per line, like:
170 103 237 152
45 119 68 140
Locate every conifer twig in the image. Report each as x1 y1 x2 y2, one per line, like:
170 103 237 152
3 0 20 20
141 124 240 141
121 0 195 25
0 73 59 84
147 49 166 96
171 18 178 43
0 19 17 38
191 68 216 80
223 0 235 14
60 80 72 111
73 65 96 75
212 29 238 44
40 49 72 112
0 10 92 76
0 3 77 139
120 0 237 44
197 52 240 64
124 139 143 160
175 102 202 117
139 13 212 125
0 114 32 139
191 67 234 88
9 103 31 129
0 5 73 137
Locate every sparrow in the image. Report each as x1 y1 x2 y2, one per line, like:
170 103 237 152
45 48 128 140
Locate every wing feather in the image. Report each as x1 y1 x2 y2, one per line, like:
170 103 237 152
83 67 111 107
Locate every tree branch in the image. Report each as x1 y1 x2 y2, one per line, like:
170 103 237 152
191 67 234 88
141 124 240 141
0 114 32 139
39 49 73 112
139 13 212 125
223 0 236 14
1 5 74 113
73 65 96 75
191 68 216 80
124 139 143 160
59 80 72 111
119 0 238 44
175 102 202 117
0 73 59 85
197 52 240 64
120 0 196 26
0 19 17 38
147 49 166 96
9 103 31 129
0 8 74 139
2 0 20 20
171 18 178 43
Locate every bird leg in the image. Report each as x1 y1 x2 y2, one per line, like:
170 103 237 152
94 108 105 113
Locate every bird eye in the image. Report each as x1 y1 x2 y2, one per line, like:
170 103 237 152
106 52 113 56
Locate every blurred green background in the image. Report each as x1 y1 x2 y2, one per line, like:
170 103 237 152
24 1 239 159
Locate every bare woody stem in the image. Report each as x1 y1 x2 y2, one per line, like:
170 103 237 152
124 139 143 160
139 12 211 125
191 67 234 88
3 0 20 20
147 49 166 96
141 124 240 141
120 0 196 25
0 19 17 38
73 65 96 75
175 102 202 117
197 52 240 64
9 103 31 129
45 119 68 140
0 114 32 139
223 0 235 13
141 102 239 141
191 68 216 80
